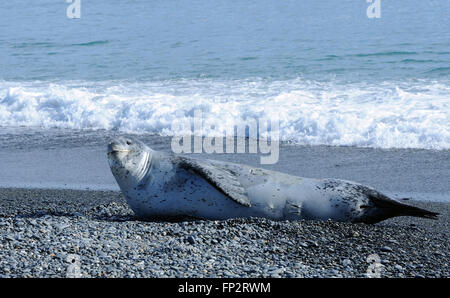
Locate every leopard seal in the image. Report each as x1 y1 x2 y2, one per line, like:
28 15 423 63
107 137 438 224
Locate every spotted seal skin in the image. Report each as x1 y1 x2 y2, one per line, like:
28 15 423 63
107 137 438 224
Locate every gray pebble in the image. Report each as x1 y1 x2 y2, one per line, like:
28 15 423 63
381 246 393 252
342 259 352 267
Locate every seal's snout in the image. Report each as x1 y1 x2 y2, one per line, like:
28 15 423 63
107 137 134 157
107 142 115 154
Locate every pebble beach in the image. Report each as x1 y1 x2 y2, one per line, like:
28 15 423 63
0 188 448 278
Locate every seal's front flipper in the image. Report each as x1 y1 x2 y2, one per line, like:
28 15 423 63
176 156 251 207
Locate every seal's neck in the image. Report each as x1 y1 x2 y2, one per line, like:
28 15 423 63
134 150 151 182
110 149 152 192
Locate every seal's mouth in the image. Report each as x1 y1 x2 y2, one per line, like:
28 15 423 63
107 142 130 156
110 149 130 153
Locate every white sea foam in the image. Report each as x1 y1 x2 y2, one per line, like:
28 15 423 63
0 78 449 149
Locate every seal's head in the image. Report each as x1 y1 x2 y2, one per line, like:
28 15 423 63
107 137 152 190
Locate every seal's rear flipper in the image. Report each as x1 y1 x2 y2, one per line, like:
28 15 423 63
369 192 439 220
394 203 438 220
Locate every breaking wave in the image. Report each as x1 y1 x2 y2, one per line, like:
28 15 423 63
0 78 449 149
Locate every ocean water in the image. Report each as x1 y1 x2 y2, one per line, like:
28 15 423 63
1 0 449 149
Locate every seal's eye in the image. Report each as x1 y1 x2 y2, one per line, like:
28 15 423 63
126 140 132 145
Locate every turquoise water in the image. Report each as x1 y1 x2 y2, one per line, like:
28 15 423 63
0 0 449 149
1 0 449 81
